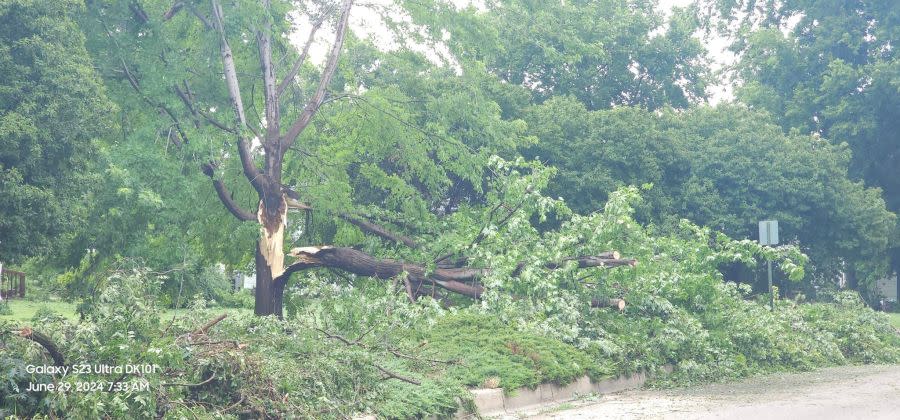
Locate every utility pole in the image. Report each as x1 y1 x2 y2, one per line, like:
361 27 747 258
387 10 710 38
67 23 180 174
767 257 773 311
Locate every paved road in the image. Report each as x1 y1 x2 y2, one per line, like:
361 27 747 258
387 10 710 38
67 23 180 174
527 365 900 420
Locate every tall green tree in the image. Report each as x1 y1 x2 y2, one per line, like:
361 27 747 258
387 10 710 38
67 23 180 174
79 0 532 316
78 0 360 315
524 98 895 295
402 0 709 111
0 0 114 263
704 0 900 278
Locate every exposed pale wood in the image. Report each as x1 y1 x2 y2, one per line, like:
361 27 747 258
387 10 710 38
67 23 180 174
256 0 280 147
257 200 287 313
210 0 264 193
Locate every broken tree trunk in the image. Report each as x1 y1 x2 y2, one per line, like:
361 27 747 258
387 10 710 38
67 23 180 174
255 197 288 317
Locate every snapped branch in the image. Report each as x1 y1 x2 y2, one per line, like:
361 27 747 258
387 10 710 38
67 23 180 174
279 246 635 305
281 186 417 248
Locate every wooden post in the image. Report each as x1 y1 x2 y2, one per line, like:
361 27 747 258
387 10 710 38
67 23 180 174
18 271 25 298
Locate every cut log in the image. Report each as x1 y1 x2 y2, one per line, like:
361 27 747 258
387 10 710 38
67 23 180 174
591 298 626 311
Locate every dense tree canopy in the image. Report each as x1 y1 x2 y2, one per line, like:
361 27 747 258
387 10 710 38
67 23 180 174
0 0 893 305
704 0 900 274
2 1 900 418
524 98 895 294
0 0 114 263
403 0 709 111
74 0 536 313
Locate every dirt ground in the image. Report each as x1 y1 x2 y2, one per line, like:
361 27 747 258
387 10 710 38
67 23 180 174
522 365 900 420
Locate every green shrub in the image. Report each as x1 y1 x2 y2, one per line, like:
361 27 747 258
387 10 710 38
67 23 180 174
411 312 606 391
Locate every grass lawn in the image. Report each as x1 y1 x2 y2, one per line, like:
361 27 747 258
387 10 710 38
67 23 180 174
1 298 251 325
888 313 900 330
0 299 79 323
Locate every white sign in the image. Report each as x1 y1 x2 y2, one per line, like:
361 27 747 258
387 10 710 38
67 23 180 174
759 220 779 246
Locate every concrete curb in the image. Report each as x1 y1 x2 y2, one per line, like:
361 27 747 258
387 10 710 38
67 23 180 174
461 365 674 418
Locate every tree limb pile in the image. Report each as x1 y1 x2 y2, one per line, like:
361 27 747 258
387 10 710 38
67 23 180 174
279 246 635 308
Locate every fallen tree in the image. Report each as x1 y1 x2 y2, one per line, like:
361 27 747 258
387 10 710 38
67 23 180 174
275 245 634 311
14 327 66 368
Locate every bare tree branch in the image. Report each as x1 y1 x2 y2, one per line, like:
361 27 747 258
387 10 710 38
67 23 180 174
162 373 216 387
276 16 325 98
118 59 188 147
340 213 419 248
163 1 184 21
279 246 636 302
281 186 417 247
188 4 213 29
14 327 66 367
374 364 421 385
210 0 266 194
173 79 235 133
201 163 256 222
211 0 248 129
193 313 228 336
315 328 422 385
173 83 201 128
282 0 354 150
256 0 280 148
129 2 149 24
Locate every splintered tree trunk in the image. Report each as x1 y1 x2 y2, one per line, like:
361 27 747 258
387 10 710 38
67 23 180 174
255 197 287 317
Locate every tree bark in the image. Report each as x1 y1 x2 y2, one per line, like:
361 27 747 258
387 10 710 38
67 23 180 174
16 327 66 367
340 213 419 248
254 242 276 316
591 298 626 310
278 246 636 304
211 0 247 128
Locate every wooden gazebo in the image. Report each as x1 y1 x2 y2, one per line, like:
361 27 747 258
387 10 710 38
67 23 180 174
0 268 25 299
